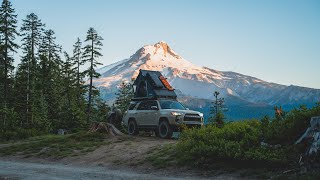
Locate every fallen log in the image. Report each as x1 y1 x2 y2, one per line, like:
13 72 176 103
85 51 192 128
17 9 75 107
88 122 124 136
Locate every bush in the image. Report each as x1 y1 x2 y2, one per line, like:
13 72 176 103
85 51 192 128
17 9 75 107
174 104 320 168
176 120 289 167
264 103 320 145
0 128 44 141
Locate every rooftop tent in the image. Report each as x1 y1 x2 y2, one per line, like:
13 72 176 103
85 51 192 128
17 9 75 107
132 70 177 100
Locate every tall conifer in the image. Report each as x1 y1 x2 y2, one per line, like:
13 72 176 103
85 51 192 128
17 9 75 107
0 0 19 127
19 13 45 125
82 28 103 123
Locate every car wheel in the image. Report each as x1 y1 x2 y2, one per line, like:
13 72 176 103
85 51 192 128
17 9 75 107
128 120 139 135
158 120 172 139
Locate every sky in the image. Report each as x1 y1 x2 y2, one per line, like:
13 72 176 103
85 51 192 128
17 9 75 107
11 0 320 89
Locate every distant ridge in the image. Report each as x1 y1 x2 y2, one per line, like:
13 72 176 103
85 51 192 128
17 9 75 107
94 41 320 119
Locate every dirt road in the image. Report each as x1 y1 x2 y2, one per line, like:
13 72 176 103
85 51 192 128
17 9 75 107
0 160 213 180
0 136 241 179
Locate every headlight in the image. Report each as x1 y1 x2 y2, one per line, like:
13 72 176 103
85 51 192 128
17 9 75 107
171 112 182 116
199 113 204 117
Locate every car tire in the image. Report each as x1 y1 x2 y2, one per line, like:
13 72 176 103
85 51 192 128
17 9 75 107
158 120 173 139
128 120 139 135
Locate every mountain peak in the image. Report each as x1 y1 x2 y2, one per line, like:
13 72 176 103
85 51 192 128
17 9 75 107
155 41 168 45
144 41 181 59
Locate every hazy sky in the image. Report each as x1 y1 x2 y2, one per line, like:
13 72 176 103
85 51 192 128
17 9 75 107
11 0 320 88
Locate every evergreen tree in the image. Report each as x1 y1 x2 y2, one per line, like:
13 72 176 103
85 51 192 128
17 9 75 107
82 27 103 123
115 81 134 113
60 52 78 129
0 0 19 128
261 115 270 139
209 91 227 127
72 37 85 104
92 98 110 122
62 52 75 108
39 29 62 85
49 51 87 130
0 9 110 138
14 56 30 127
38 29 63 130
18 13 45 126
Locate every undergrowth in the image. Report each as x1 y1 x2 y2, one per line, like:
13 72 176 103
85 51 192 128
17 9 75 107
0 131 108 159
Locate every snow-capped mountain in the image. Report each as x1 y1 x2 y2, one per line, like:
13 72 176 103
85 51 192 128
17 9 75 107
94 41 320 118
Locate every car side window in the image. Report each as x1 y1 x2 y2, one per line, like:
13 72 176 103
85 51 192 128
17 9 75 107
137 102 147 110
137 101 158 110
128 102 137 110
147 101 158 110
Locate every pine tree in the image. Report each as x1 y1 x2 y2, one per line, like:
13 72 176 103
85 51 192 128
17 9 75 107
72 37 85 104
38 29 63 130
39 29 62 86
0 0 19 128
92 98 110 122
82 27 103 123
19 13 45 126
115 81 134 113
60 52 77 129
261 115 270 139
14 60 30 127
62 52 75 108
209 91 227 127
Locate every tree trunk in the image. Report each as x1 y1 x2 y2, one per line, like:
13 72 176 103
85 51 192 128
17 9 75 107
87 38 94 123
3 38 8 128
77 56 80 104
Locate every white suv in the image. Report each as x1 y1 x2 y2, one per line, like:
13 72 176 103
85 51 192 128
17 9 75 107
122 99 204 138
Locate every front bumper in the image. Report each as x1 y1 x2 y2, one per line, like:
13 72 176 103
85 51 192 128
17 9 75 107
169 115 204 127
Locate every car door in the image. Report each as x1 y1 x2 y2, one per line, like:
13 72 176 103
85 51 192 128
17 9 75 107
136 101 148 126
136 101 159 127
144 101 160 126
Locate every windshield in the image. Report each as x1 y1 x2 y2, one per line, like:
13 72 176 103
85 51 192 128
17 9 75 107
159 100 186 110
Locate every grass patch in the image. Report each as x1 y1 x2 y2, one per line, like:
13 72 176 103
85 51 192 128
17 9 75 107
146 144 176 168
0 132 108 159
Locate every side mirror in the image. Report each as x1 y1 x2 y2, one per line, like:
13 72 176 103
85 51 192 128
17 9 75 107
151 106 158 110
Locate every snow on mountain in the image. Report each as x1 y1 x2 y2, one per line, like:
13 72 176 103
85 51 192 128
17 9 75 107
95 41 320 107
96 59 129 75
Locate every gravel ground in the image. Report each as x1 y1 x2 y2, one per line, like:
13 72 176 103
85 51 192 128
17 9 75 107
0 160 222 180
0 136 242 180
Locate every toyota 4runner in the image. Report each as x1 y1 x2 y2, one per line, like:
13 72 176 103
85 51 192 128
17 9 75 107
122 99 204 138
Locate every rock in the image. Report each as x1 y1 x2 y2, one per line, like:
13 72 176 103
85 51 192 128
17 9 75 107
295 116 320 155
57 129 67 135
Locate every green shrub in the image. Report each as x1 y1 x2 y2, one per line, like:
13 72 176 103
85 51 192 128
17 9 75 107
176 120 288 167
0 128 45 141
264 103 320 145
174 104 320 168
